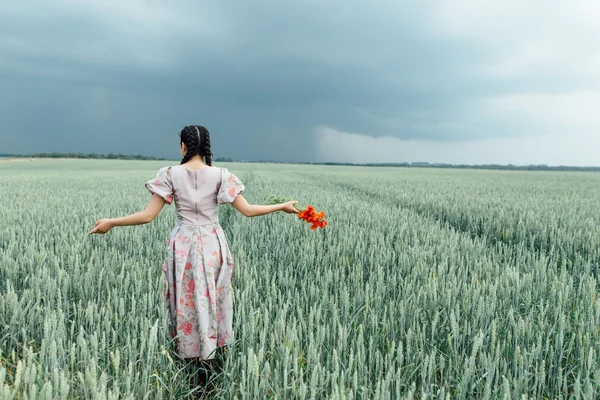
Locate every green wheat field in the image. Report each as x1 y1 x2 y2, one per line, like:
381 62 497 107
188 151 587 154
1 159 599 399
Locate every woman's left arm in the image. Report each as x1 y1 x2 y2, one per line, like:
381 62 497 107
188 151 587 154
89 194 166 234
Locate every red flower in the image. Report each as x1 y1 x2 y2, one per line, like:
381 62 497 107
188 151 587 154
185 262 192 270
298 205 327 230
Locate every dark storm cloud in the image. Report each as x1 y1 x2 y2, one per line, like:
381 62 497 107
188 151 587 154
1 1 599 164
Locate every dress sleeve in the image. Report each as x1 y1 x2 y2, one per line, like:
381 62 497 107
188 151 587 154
145 166 174 205
217 168 245 204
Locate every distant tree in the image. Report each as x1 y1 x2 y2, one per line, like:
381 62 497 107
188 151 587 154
15 152 172 161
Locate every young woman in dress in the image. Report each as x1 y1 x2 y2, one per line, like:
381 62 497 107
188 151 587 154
89 125 300 394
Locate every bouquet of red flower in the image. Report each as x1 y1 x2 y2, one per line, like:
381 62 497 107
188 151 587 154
267 196 328 230
298 205 328 230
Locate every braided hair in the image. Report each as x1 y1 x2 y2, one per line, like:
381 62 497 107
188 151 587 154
179 125 213 166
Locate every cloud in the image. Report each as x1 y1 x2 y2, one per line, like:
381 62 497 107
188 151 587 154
0 1 599 164
483 90 600 128
315 126 600 166
428 0 600 83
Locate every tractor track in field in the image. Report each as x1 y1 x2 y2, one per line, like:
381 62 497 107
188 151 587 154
322 177 598 281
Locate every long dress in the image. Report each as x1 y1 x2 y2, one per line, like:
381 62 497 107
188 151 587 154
145 164 245 360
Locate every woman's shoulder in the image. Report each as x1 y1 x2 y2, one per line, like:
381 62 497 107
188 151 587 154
157 164 177 172
153 165 174 176
217 166 235 175
207 165 226 174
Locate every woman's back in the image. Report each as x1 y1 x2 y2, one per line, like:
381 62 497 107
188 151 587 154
89 125 299 373
145 164 245 227
142 163 245 360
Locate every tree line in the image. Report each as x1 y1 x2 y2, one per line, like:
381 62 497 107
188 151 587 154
1 152 233 162
2 153 598 171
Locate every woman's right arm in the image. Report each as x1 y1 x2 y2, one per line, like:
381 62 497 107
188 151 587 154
231 194 300 217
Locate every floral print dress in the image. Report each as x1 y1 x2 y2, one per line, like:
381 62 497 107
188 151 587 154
145 165 245 360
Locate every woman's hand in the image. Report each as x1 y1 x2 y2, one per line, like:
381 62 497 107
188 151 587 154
281 200 301 214
89 219 114 234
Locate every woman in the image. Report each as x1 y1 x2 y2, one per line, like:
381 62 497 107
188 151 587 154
89 125 300 393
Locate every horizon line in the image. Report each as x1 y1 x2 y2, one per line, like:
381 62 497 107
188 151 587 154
1 153 599 170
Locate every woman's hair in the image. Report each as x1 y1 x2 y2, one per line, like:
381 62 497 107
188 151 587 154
179 125 213 166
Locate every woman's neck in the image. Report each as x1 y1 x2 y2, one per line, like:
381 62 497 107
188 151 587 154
183 158 207 170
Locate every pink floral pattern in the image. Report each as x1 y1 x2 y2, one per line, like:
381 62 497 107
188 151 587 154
218 168 245 204
145 167 174 205
180 321 193 336
145 165 244 360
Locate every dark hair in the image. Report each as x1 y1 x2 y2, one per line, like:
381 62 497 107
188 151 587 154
179 125 213 166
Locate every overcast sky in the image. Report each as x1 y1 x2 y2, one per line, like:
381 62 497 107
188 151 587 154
1 0 599 165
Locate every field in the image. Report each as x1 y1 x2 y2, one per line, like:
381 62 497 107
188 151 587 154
1 159 599 399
